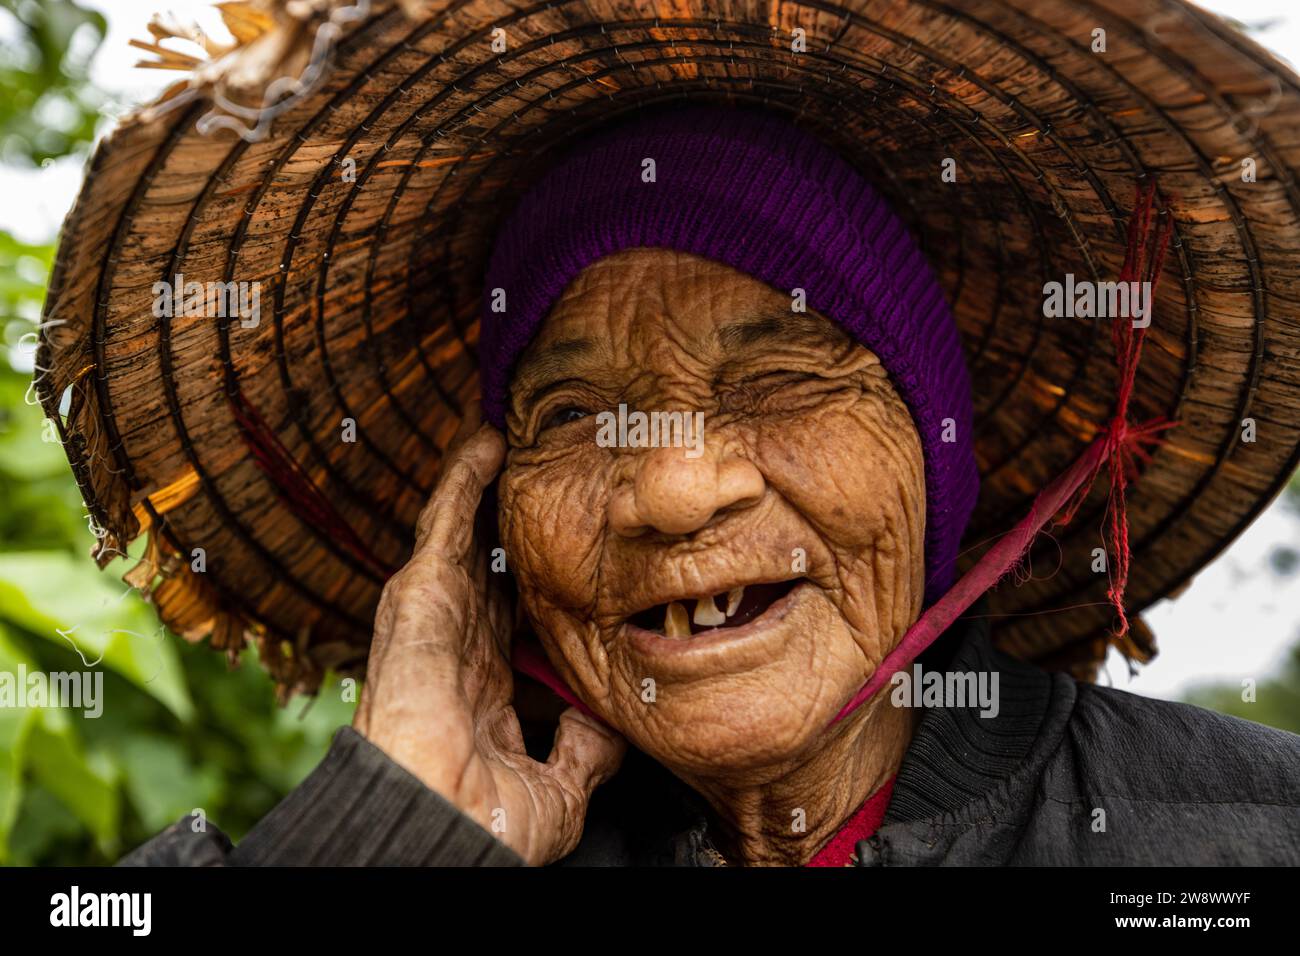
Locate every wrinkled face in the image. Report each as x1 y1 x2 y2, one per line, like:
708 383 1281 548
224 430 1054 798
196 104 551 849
499 248 926 776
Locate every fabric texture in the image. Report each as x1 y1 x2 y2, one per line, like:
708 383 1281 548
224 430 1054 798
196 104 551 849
480 105 979 604
119 604 1300 867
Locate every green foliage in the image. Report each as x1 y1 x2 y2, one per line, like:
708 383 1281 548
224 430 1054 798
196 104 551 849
1183 643 1300 737
0 0 107 165
0 1 356 866
0 344 357 865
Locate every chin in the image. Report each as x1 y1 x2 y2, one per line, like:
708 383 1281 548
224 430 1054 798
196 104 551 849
610 602 868 776
619 682 849 777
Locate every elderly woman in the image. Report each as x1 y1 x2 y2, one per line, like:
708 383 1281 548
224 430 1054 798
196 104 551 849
36 0 1300 868
114 108 1299 868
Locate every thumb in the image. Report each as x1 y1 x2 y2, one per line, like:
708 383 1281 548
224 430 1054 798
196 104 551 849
547 707 627 796
526 708 626 865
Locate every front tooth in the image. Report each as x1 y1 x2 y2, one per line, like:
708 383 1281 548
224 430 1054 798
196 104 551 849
693 595 726 627
665 601 692 638
726 587 744 617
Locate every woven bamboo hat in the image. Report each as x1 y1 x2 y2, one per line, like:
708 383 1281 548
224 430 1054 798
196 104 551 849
37 0 1300 696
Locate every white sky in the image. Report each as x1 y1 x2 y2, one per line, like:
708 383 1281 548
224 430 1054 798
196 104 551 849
3 0 1297 699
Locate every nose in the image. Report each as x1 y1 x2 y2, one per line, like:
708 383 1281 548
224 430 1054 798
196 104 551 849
608 444 766 537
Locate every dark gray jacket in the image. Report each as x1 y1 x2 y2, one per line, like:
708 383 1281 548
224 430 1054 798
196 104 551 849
119 614 1300 866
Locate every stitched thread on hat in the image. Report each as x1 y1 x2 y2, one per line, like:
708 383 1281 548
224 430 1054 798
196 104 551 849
229 391 395 580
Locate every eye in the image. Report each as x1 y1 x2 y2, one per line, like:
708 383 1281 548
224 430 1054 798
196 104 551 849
542 405 590 430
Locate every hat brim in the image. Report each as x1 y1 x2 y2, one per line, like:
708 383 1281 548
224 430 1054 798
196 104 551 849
38 0 1300 693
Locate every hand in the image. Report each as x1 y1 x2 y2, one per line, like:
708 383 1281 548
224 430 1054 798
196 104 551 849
352 401 626 865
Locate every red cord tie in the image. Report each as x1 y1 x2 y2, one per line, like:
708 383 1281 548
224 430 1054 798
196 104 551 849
1056 182 1175 637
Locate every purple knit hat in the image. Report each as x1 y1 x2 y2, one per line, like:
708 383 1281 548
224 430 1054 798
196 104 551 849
481 107 978 604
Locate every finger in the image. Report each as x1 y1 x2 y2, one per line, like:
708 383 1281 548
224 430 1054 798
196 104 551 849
413 424 506 559
546 707 627 796
444 398 484 461
412 399 488 547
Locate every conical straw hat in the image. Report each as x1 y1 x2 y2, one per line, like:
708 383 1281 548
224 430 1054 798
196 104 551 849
37 0 1300 694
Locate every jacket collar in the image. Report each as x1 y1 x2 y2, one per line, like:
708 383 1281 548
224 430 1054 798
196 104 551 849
882 604 1057 824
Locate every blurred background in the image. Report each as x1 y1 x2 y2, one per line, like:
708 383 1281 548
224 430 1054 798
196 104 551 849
0 0 1297 865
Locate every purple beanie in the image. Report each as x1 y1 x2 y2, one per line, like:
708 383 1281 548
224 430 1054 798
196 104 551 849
480 107 978 604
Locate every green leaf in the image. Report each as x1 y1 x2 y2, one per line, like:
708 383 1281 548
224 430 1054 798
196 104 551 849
0 0 107 166
0 370 73 482
0 551 194 721
6 784 85 866
25 710 119 855
0 232 54 314
0 624 38 862
116 732 223 834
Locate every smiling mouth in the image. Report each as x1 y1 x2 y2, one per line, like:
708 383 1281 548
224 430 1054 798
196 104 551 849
626 579 803 639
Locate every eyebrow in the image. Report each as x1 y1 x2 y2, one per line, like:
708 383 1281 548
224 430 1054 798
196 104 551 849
511 310 842 409
716 311 842 350
512 337 597 408
517 336 592 378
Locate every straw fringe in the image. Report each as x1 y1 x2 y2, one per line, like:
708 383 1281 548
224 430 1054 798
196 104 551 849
134 0 380 140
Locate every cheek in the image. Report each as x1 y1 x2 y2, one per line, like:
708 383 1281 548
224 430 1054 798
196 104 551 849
501 450 630 702
754 386 927 648
756 395 924 553
499 449 611 612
